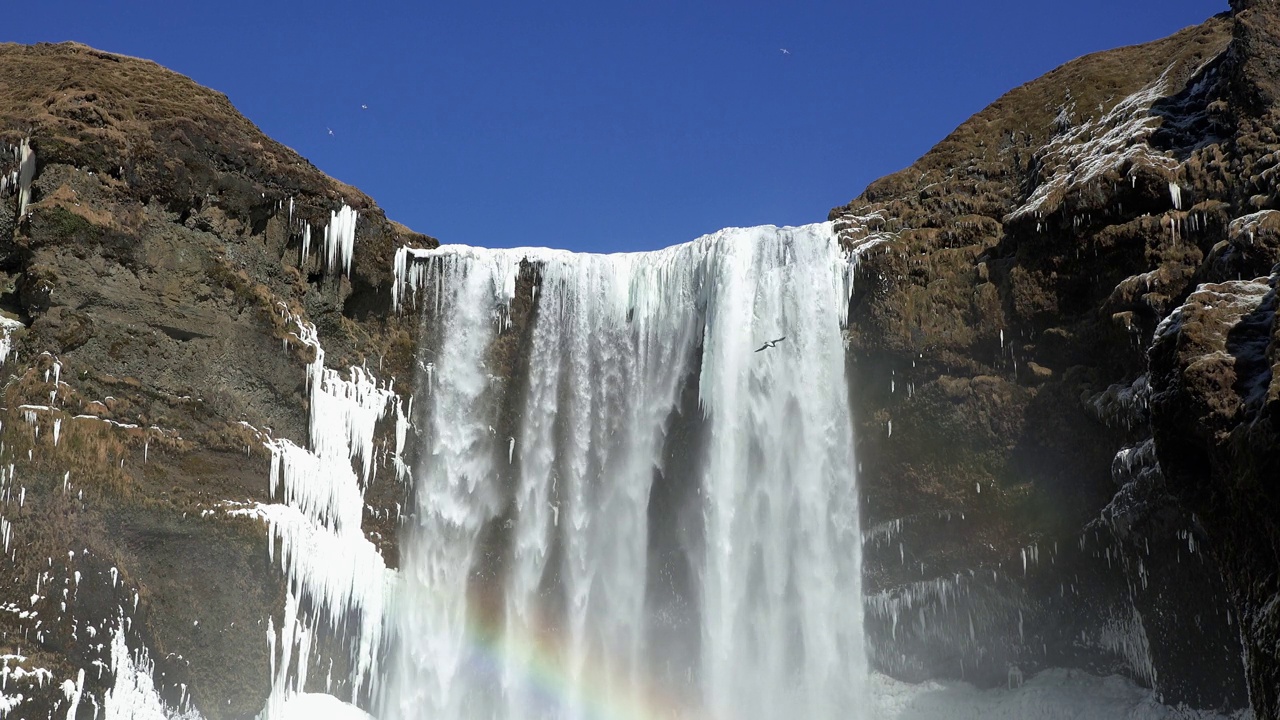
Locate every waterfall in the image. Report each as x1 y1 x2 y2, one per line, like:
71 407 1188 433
383 223 865 720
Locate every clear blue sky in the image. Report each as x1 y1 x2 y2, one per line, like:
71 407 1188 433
14 1 1223 252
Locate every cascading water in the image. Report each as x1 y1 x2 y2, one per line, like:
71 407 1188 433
383 223 866 720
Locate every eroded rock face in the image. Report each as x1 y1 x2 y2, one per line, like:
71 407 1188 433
1150 272 1280 715
833 6 1278 711
0 42 434 718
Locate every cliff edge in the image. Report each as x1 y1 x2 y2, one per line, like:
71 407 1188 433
834 1 1277 712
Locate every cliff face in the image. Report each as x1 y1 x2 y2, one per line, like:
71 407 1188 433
0 42 432 718
833 1 1278 713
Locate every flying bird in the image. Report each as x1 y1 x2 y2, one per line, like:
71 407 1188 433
327 127 334 136
780 48 791 55
754 337 786 352
361 104 368 110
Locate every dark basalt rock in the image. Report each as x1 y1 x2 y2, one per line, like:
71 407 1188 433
833 5 1278 712
1149 272 1280 715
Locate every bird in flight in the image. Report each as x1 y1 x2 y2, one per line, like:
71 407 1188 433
754 337 786 352
327 127 335 136
361 104 368 110
780 48 791 55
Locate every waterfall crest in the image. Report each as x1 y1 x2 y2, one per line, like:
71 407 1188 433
385 223 865 719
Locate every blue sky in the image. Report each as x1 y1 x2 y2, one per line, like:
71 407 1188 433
13 1 1223 252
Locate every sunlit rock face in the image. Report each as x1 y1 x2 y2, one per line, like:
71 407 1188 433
381 224 867 720
827 6 1276 713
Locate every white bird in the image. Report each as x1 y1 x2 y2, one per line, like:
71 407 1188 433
780 48 791 55
327 127 334 136
754 336 786 352
361 104 368 110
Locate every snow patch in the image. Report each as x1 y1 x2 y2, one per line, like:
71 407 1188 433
1227 210 1279 245
276 692 373 720
1010 67 1184 221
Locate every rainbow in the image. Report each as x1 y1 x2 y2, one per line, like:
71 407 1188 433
439 595 705 720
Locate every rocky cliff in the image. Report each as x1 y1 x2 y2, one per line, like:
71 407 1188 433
833 0 1278 713
0 2 1277 718
0 42 433 717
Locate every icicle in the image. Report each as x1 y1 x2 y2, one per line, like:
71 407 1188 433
323 205 359 277
16 139 35 217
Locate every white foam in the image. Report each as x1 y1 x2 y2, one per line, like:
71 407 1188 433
870 668 1250 720
385 223 864 720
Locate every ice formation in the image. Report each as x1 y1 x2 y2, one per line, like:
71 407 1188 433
296 205 358 277
16 139 34 217
323 205 359 277
244 310 407 717
0 316 25 367
384 224 865 720
1009 64 1193 221
1228 210 1279 245
1100 608 1158 688
103 618 201 720
300 222 313 266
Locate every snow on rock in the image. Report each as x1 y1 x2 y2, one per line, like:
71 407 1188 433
0 694 23 718
1153 279 1272 344
1009 66 1189 222
0 652 54 718
1227 210 1280 245
832 208 900 256
1088 375 1152 431
103 618 201 719
0 316 25 367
